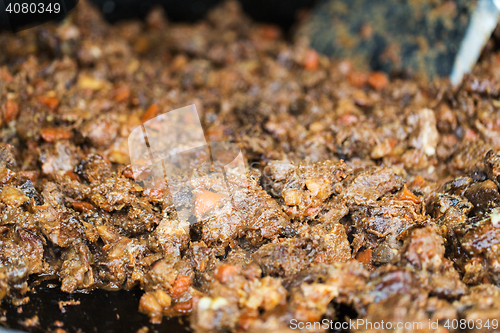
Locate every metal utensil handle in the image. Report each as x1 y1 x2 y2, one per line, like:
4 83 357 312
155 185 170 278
450 0 500 85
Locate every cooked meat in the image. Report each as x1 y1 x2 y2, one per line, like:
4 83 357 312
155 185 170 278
1 0 500 332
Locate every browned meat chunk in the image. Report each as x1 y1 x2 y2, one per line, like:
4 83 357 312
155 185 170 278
0 226 44 299
460 215 500 285
38 141 81 176
198 178 290 253
263 160 351 220
344 167 403 206
402 225 467 298
60 242 95 292
485 149 500 187
449 141 491 176
350 192 426 263
0 143 17 169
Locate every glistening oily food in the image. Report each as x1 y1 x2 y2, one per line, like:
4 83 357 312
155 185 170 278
1 1 500 332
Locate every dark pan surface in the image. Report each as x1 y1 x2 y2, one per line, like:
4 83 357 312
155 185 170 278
0 281 191 333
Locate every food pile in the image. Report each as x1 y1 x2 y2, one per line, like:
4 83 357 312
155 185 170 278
1 1 500 332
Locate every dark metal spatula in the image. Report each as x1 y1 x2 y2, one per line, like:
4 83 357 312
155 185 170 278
298 0 500 85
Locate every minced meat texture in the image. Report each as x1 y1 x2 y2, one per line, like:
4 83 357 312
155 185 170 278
2 0 500 332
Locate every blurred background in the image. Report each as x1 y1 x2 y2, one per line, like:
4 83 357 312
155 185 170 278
85 0 500 81
88 0 317 31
